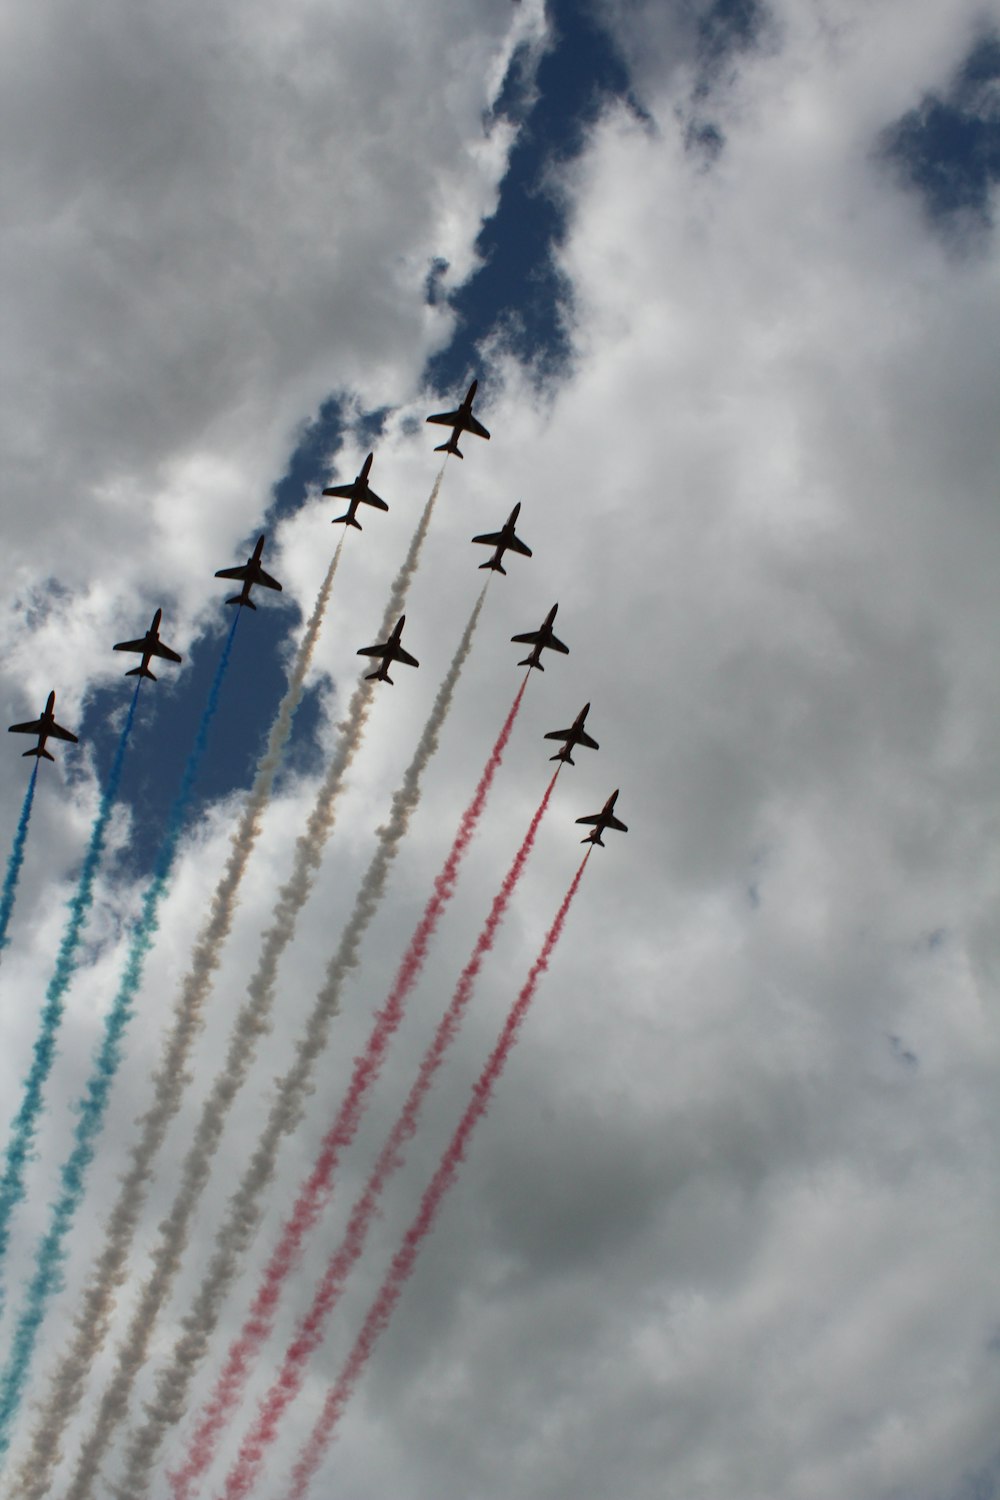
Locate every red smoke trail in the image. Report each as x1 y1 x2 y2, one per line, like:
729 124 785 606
284 850 591 1500
214 769 562 1500
168 675 531 1500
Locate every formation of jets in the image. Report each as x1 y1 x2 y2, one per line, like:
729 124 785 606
6 381 627 844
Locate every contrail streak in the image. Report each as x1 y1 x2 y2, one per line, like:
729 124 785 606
0 680 142 1317
65 473 443 1500
0 620 239 1461
287 849 591 1500
170 670 530 1499
212 766 559 1500
0 760 39 959
9 541 346 1500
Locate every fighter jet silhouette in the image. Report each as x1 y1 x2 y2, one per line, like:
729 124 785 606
8 691 78 761
113 608 182 680
357 616 419 684
323 453 389 530
215 535 283 609
425 380 490 459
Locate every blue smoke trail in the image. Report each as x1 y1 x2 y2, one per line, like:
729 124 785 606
0 681 142 1310
0 614 238 1457
0 761 40 957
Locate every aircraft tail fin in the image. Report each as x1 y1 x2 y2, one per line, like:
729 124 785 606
518 655 543 670
333 512 363 530
24 747 53 762
126 665 157 681
434 441 462 458
550 749 573 765
479 558 505 574
227 594 255 610
582 830 604 847
364 668 393 684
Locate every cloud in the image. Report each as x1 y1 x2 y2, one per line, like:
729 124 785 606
4 3 1000 1499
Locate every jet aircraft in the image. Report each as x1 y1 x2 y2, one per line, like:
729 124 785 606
545 703 599 766
511 604 569 671
425 380 490 459
8 691 79 762
215 535 283 610
575 790 628 847
323 452 389 530
472 503 532 575
113 608 182 681
357 616 419 684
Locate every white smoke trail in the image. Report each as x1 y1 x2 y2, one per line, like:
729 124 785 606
3 538 346 1500
61 473 443 1500
109 575 485 1500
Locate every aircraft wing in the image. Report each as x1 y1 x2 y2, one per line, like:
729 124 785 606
48 721 78 743
255 568 282 592
472 528 504 547
8 718 43 736
394 645 419 668
545 726 599 749
508 535 531 557
356 644 386 659
466 415 490 440
322 482 355 499
510 628 543 645
606 813 628 831
548 632 570 655
113 636 149 655
425 408 461 427
214 564 249 581
363 489 389 511
575 812 603 827
149 640 183 663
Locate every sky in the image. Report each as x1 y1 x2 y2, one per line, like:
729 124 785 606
2 0 1000 1497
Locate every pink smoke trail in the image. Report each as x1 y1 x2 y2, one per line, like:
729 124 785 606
285 848 591 1500
168 674 531 1500
213 768 561 1500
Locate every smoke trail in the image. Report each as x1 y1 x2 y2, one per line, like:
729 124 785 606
211 768 559 1500
8 542 347 1500
288 850 591 1500
0 617 239 1460
169 670 530 1499
0 679 142 1315
0 760 39 959
65 475 443 1500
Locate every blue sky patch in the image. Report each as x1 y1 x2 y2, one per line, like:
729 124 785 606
880 34 1000 231
427 0 637 391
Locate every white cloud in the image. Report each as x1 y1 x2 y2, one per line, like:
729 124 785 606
4 2 1000 1499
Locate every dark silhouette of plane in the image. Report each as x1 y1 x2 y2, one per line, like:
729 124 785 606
113 609 182 680
425 380 490 459
472 503 532 574
576 790 628 847
357 616 419 684
323 453 389 530
545 703 599 765
511 604 569 671
8 691 79 762
215 535 283 609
